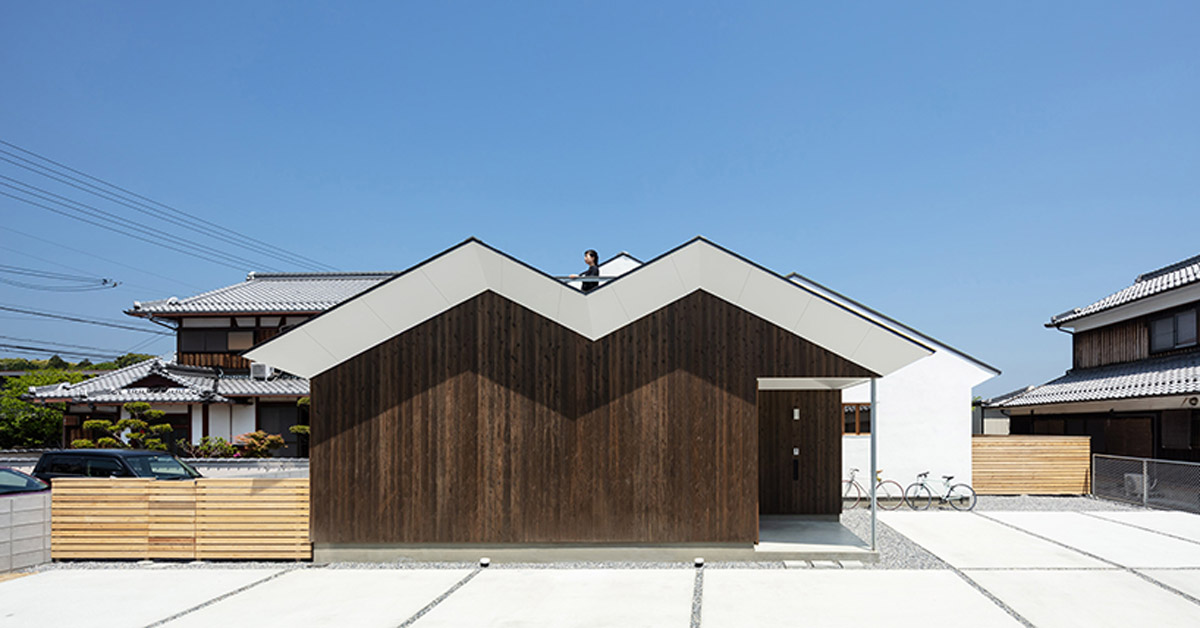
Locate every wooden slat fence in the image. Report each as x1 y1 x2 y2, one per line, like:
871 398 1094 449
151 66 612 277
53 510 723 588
972 435 1091 495
52 478 309 560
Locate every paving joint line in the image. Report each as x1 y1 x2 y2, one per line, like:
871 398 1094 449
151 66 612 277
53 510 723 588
142 565 306 627
1079 511 1200 546
882 512 1035 627
689 565 704 628
974 512 1200 608
396 568 482 627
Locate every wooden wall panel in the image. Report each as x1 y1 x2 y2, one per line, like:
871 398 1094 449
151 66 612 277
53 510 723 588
311 290 872 545
177 353 251 370
1073 319 1147 369
758 390 842 515
972 436 1091 495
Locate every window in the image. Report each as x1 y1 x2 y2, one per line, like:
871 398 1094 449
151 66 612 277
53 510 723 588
1150 309 1198 352
180 329 256 353
843 403 871 435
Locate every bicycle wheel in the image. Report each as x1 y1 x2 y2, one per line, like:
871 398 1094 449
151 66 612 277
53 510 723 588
874 480 904 510
904 483 932 510
841 480 863 510
947 484 977 511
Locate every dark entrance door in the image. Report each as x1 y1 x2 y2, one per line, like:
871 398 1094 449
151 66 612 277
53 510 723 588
257 402 302 457
758 389 841 515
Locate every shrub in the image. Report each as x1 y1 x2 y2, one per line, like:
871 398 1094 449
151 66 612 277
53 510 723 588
234 430 285 458
71 438 95 449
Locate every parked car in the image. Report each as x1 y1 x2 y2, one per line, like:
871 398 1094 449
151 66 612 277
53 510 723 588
0 466 50 495
32 449 202 482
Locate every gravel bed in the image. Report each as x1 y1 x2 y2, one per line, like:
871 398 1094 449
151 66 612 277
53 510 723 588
974 494 1144 512
839 509 948 570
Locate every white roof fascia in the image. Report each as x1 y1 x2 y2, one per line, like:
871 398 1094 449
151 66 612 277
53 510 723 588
757 377 871 390
1002 394 1200 415
1060 282 1200 332
787 273 1001 377
245 238 934 379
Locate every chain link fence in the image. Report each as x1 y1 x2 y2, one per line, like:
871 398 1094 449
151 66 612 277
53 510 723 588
1093 454 1200 513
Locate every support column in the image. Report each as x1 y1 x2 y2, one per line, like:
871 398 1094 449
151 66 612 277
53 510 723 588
869 378 878 551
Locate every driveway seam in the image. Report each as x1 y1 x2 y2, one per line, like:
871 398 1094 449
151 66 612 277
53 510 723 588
883 514 1035 627
974 512 1200 608
1078 511 1200 546
141 566 304 628
396 567 482 627
690 565 703 628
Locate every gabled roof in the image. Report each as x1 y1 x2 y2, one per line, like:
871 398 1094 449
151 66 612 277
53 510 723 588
24 357 308 404
785 272 1000 376
127 271 397 316
990 353 1200 408
1049 253 1200 327
245 237 935 380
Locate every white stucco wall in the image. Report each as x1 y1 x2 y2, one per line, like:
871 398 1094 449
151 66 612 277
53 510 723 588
231 402 257 437
841 351 995 488
207 405 233 440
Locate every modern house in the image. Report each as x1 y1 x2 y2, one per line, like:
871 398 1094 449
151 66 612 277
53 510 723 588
25 272 395 455
991 253 1200 462
785 274 1000 486
244 237 993 552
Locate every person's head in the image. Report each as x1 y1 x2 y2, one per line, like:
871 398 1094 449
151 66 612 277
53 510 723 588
584 249 599 266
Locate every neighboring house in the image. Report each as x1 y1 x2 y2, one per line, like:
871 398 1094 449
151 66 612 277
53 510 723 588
785 274 1000 486
244 237 950 552
991 253 1200 462
24 272 394 455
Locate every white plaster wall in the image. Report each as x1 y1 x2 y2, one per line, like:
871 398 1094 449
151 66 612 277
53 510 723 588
231 402 257 437
841 351 995 487
207 405 233 441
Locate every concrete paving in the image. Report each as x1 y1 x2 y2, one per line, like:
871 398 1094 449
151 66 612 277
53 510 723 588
161 569 473 628
1087 510 1200 544
984 511 1200 568
0 569 283 628
414 569 695 627
1137 569 1200 601
878 511 1110 569
702 569 1021 627
755 515 874 560
964 569 1200 627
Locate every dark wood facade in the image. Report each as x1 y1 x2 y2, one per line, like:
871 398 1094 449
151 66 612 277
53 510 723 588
1073 299 1200 369
310 290 873 545
758 390 842 515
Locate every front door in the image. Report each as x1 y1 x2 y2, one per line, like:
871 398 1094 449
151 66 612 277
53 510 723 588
757 389 841 515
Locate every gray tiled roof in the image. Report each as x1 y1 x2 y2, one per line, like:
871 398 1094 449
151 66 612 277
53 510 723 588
1049 253 1200 326
25 357 309 405
128 271 396 315
992 353 1200 407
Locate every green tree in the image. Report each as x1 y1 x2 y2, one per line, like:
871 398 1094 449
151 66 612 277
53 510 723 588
0 370 90 448
46 355 69 369
75 359 93 368
114 353 155 368
79 402 173 451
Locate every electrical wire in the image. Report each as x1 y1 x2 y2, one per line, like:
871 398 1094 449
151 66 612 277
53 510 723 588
0 178 280 272
0 335 137 355
0 305 172 335
0 343 122 361
0 226 206 292
0 277 118 292
0 140 337 271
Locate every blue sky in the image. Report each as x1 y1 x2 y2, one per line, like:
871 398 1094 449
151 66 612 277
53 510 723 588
1 1 1197 398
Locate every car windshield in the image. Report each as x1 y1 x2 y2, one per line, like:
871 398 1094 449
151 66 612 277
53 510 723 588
123 455 200 479
0 468 49 494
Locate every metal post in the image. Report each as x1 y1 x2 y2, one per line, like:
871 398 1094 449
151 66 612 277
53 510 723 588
1142 458 1149 507
869 378 877 551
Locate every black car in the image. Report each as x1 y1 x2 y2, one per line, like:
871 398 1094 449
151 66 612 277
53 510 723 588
33 449 202 482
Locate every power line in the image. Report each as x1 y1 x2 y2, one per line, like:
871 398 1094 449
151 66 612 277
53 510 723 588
0 140 337 271
0 335 137 355
0 343 121 361
0 177 280 272
0 263 119 291
0 226 206 292
0 277 119 292
0 305 172 335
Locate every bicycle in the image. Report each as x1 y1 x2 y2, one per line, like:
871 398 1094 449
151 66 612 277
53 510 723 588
841 468 905 510
903 471 976 511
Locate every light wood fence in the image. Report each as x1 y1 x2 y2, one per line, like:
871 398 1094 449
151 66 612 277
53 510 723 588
51 478 310 560
972 435 1091 495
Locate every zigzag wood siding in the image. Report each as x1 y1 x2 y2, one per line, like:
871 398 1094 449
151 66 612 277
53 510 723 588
311 290 874 545
972 436 1092 495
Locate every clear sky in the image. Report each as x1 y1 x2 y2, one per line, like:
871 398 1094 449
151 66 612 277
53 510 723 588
1 1 1197 398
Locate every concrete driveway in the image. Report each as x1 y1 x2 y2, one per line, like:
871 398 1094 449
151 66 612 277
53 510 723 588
1 509 1198 627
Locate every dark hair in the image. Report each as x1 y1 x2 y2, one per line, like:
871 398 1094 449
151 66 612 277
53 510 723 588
585 249 599 263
